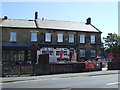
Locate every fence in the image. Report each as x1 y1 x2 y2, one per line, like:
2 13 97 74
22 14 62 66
2 65 33 76
2 62 102 77
48 63 85 74
108 61 120 70
2 54 101 77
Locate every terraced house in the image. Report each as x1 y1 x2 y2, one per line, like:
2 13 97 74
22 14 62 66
1 12 102 65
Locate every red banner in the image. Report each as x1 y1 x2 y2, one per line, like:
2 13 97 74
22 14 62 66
109 52 113 59
85 62 96 69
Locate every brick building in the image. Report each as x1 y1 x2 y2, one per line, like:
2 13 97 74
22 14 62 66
1 12 102 64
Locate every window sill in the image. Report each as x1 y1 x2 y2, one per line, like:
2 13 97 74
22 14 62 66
90 43 96 44
90 56 96 58
10 41 17 43
80 43 85 44
69 42 75 44
31 41 37 42
57 42 64 43
45 41 52 43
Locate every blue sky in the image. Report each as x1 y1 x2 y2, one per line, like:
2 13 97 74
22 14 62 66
1 2 118 38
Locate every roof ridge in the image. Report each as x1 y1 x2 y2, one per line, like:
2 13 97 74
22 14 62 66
2 18 34 21
43 19 85 24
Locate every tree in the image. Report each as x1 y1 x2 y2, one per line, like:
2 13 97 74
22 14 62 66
103 33 120 60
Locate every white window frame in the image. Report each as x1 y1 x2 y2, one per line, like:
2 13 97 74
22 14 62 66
80 34 85 43
91 35 95 44
10 32 16 42
55 48 69 57
57 33 63 42
80 49 85 57
69 34 74 43
45 33 51 42
90 50 96 57
41 48 54 57
31 32 37 42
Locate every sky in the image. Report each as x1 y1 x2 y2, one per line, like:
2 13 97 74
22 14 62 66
1 2 118 39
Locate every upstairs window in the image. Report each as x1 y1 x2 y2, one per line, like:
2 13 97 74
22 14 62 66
91 35 95 44
80 49 85 57
69 34 74 43
57 34 63 42
45 33 51 42
31 32 37 42
80 34 85 43
10 32 16 42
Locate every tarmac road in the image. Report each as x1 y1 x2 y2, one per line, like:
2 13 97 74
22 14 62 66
1 70 119 89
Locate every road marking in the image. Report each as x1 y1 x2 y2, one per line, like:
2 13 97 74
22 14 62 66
90 73 117 77
1 78 50 84
107 82 119 85
1 76 84 84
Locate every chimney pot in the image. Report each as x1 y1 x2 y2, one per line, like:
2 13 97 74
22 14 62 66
86 17 91 25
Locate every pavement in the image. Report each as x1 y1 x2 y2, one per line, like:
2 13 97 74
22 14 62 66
1 68 119 83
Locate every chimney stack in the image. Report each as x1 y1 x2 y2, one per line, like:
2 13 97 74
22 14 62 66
86 17 91 25
42 18 44 21
35 11 38 20
3 16 8 20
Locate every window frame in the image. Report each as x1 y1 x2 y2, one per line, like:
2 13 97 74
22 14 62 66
90 49 96 57
57 33 63 43
90 35 96 44
80 34 85 44
10 32 17 42
69 34 74 43
31 32 37 42
45 33 52 42
80 49 85 57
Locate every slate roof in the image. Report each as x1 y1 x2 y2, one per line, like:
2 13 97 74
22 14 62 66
36 19 101 32
0 18 101 33
0 19 36 28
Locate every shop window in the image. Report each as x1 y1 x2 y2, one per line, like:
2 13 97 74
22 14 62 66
18 51 25 61
2 50 6 61
64 51 67 56
50 51 54 56
28 50 31 60
90 50 96 57
80 49 85 57
41 48 54 57
2 50 25 64
56 51 60 56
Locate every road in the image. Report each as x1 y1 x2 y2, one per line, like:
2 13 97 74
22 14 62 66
1 70 119 89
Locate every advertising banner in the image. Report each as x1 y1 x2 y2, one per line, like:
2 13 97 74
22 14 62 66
85 62 96 69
